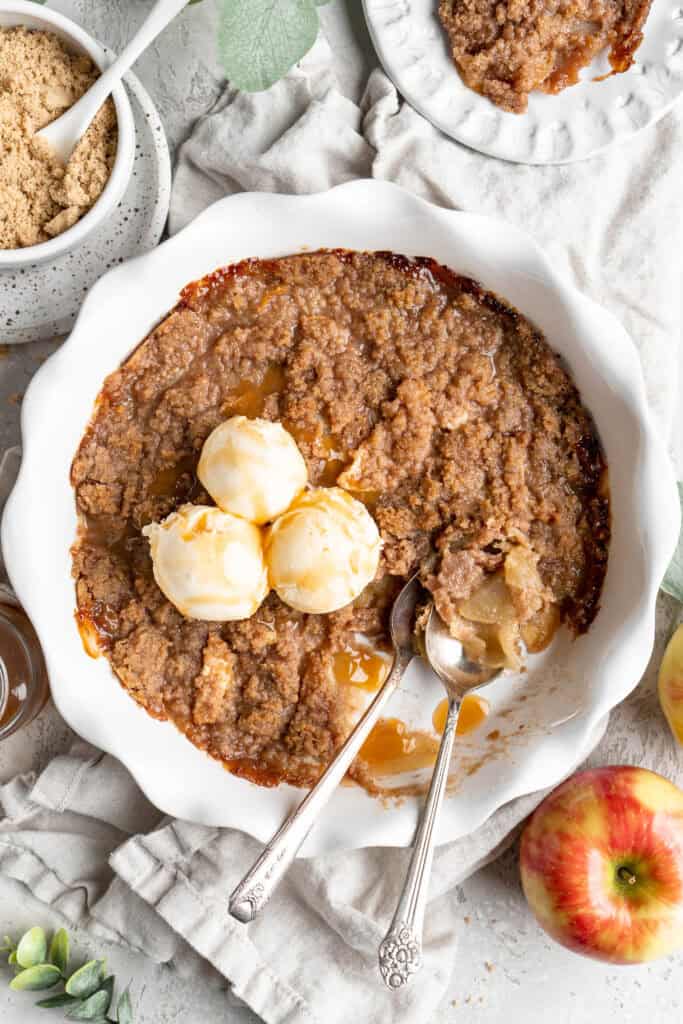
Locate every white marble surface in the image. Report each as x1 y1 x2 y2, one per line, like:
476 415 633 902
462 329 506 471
0 2 682 1022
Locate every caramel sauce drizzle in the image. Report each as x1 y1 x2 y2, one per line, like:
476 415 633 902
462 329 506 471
148 454 197 498
223 364 285 419
333 644 391 692
333 638 491 779
359 718 439 776
358 695 490 779
432 694 490 736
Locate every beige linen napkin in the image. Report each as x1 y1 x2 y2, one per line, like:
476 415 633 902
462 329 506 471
1 31 682 1024
0 736 547 1024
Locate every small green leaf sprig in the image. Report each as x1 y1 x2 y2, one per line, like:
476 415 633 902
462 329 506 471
1 928 133 1023
31 0 332 91
215 0 333 92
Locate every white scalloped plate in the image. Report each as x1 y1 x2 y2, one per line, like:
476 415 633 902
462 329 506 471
363 0 683 163
2 182 680 854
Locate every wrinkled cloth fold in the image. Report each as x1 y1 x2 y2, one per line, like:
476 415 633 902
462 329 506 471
0 735 548 1024
1 28 682 1024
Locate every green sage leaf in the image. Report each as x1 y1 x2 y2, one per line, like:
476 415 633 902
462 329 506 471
65 960 106 999
117 988 133 1024
65 988 110 1020
217 0 320 91
36 993 80 1008
49 928 70 975
9 964 61 991
662 482 683 602
16 926 48 968
97 975 115 1014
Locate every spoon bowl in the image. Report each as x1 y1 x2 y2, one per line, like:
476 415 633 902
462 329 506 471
425 604 501 695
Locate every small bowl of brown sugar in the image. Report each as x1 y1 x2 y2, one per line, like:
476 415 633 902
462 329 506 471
0 1 135 268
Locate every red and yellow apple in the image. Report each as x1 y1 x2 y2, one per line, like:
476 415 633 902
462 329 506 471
520 765 683 963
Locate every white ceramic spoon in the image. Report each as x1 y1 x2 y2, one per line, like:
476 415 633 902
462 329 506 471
37 0 190 163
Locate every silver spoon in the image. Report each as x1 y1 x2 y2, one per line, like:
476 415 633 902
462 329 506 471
378 606 500 990
37 0 189 164
228 575 422 924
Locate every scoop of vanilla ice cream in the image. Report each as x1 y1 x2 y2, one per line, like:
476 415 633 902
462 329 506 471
197 416 308 525
265 487 382 614
143 504 268 621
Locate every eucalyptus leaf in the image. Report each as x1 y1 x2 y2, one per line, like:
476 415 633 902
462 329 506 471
65 988 110 1020
17 927 48 968
36 993 80 1009
117 988 133 1024
662 482 683 602
49 928 70 975
217 0 320 91
65 960 106 999
9 964 61 991
98 975 115 1014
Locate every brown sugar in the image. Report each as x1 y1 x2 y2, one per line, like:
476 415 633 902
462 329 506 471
0 26 117 250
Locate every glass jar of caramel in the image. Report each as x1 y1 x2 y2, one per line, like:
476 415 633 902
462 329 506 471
0 586 49 741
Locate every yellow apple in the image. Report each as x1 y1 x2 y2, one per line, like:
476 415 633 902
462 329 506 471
659 624 683 745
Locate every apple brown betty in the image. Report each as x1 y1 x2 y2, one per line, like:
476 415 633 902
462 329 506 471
70 250 610 791
439 0 653 113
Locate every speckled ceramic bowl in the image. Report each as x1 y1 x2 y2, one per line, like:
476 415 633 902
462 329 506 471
0 1 135 269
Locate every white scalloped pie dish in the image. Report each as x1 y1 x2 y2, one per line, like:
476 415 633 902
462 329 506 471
3 182 680 855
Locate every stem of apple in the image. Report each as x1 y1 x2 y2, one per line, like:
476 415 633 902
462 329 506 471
617 866 637 886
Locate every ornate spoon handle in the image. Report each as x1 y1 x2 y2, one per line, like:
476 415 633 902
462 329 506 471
229 650 413 924
378 696 460 990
